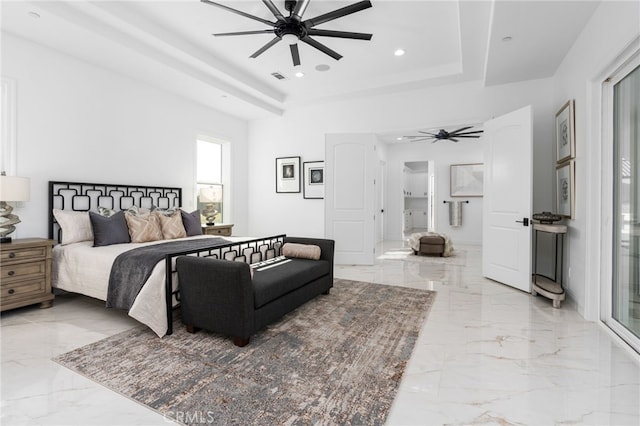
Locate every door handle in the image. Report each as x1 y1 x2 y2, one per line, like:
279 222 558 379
515 218 529 227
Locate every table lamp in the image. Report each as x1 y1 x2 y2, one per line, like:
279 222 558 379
0 172 31 243
198 185 222 225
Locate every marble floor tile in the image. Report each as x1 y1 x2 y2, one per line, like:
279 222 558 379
1 241 639 425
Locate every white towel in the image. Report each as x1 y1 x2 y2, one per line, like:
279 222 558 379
449 201 463 227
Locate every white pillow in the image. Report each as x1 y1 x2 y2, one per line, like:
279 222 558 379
52 209 93 245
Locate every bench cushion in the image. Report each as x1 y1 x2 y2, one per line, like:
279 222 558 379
251 259 331 309
420 235 445 245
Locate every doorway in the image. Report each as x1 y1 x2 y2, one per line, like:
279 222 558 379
402 161 435 237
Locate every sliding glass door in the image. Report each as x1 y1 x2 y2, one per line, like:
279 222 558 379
609 57 640 350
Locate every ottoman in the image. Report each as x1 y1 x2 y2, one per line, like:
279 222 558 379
414 235 445 257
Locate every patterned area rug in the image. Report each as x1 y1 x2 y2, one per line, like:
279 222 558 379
54 279 435 426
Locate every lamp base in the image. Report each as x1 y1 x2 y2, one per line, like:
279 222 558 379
205 222 216 226
0 236 12 244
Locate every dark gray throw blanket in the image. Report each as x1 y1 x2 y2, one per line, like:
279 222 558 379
106 238 228 310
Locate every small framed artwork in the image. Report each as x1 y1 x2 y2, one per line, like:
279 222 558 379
303 161 324 199
556 160 575 219
555 99 575 163
450 163 484 197
275 156 301 193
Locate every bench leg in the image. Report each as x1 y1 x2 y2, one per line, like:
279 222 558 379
233 336 250 347
323 288 331 295
185 325 201 334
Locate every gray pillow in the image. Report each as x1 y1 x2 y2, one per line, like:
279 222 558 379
89 210 131 246
181 210 202 236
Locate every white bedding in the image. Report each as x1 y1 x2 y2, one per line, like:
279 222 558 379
52 235 247 337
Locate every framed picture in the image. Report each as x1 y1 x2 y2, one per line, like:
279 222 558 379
275 156 301 193
303 161 324 199
556 160 575 219
450 163 483 197
555 99 575 163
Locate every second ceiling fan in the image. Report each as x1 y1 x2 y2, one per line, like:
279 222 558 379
202 0 373 66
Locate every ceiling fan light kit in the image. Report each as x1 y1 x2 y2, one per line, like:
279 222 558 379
402 126 484 143
202 0 373 67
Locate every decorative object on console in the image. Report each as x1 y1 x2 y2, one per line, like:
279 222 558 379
198 185 222 225
0 172 30 243
276 156 301 193
532 211 562 224
201 0 373 66
303 160 324 199
555 99 575 163
403 126 484 143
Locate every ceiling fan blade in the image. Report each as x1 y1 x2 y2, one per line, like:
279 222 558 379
301 36 342 60
307 29 372 40
214 29 275 36
418 131 438 136
454 130 484 136
290 43 301 66
409 138 431 142
449 126 473 134
201 0 275 27
250 36 281 58
457 135 482 138
292 0 311 21
449 138 460 142
304 0 372 28
262 0 285 21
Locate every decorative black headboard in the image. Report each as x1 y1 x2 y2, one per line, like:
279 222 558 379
48 181 182 241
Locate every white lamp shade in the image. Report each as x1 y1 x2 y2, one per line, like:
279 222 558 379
0 176 30 202
199 186 222 203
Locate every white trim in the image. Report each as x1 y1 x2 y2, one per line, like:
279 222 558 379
1 78 17 175
597 37 640 353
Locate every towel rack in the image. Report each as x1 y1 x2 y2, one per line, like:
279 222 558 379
443 200 469 204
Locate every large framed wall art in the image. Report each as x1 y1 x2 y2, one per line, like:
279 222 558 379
275 156 301 193
555 99 575 163
303 161 324 199
450 163 484 197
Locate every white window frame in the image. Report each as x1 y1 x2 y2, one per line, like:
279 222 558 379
598 42 640 353
196 135 231 223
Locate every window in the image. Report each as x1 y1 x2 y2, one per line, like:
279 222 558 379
197 137 226 225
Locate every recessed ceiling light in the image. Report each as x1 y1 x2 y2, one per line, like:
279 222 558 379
315 64 330 72
501 36 513 42
295 71 305 78
28 11 40 19
394 49 405 56
396 137 403 141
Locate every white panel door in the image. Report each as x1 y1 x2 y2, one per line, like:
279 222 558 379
325 134 376 265
482 106 533 292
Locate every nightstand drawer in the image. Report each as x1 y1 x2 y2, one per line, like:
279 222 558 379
1 278 46 299
0 246 47 262
1 260 46 282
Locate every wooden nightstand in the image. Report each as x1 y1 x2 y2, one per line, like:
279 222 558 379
202 224 233 237
0 238 55 312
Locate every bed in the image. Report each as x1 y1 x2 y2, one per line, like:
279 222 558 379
49 181 284 337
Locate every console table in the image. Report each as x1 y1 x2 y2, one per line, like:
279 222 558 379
1 238 55 312
531 223 567 308
202 223 233 237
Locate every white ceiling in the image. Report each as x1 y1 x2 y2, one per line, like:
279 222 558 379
2 0 600 124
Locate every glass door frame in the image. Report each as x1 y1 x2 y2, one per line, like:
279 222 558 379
600 50 640 353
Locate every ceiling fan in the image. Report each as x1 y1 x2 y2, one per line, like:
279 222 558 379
201 0 373 66
402 126 484 143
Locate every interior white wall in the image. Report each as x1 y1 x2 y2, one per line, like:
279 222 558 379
551 0 640 320
1 33 250 239
248 78 556 243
